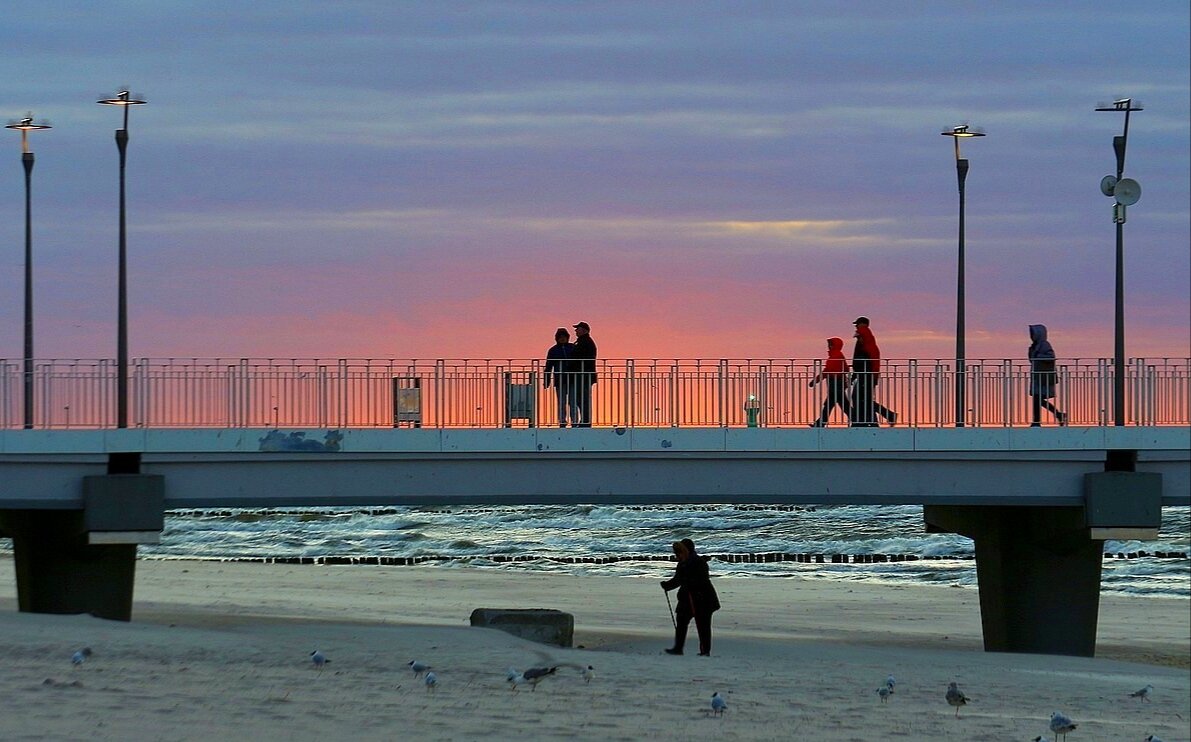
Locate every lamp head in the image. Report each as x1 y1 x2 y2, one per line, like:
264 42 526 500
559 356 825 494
1095 98 1143 112
941 124 986 138
97 89 147 106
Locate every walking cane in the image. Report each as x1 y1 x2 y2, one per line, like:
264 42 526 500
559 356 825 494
664 587 676 628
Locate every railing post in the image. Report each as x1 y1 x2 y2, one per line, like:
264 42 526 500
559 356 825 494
435 360 445 429
625 359 635 429
670 362 679 428
934 361 946 428
718 359 728 427
968 363 980 427
758 365 768 427
1001 359 1013 427
1097 358 1110 426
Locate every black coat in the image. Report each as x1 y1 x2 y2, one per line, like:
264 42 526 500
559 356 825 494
573 335 598 384
662 555 720 615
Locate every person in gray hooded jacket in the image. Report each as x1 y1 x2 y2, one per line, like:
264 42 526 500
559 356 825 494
1028 324 1067 427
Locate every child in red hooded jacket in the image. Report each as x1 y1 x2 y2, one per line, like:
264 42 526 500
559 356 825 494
808 337 851 427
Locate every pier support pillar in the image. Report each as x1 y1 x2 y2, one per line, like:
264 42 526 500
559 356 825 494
0 463 164 622
0 510 139 620
924 504 1102 656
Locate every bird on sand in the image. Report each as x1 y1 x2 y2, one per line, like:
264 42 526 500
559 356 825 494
424 672 438 692
1129 684 1153 702
520 666 557 691
1049 711 1077 741
581 665 595 684
710 692 727 717
71 647 93 666
945 682 970 717
310 650 330 670
876 684 893 703
408 660 432 678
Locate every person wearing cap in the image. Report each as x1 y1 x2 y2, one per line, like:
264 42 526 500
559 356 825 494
850 317 898 427
571 322 597 427
543 327 578 427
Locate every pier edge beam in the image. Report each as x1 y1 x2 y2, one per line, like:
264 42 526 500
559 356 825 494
0 456 163 622
923 503 1102 656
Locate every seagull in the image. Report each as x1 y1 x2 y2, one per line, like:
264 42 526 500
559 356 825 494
877 684 893 703
519 666 557 691
1143 735 1164 742
1032 737 1052 742
884 674 896 690
506 667 521 682
945 682 970 717
1049 711 1077 741
1129 684 1154 702
424 672 437 692
408 660 432 678
310 650 330 670
71 647 93 666
710 692 727 717
581 665 595 684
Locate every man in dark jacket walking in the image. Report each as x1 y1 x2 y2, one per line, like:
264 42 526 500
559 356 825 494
543 327 577 427
572 321 597 427
850 317 897 427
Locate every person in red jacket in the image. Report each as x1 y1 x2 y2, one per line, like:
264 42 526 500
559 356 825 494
850 317 898 427
807 337 851 427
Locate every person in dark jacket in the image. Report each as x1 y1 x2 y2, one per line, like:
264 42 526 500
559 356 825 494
661 538 720 656
571 321 598 427
808 336 851 427
850 317 898 427
543 328 578 427
1028 323 1067 427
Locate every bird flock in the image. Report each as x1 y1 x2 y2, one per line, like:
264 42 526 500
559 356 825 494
58 644 1173 738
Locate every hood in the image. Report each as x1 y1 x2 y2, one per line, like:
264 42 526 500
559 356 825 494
827 337 844 352
1029 324 1048 343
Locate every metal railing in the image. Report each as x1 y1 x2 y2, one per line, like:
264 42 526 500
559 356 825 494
1 357 1188 429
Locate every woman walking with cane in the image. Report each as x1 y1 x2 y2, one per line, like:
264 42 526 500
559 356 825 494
660 538 720 656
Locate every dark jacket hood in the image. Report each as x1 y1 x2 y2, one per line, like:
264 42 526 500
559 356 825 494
1029 324 1048 344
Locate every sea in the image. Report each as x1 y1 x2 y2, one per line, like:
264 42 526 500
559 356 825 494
84 504 1191 599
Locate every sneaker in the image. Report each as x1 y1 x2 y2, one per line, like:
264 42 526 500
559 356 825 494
808 421 824 428
887 411 898 427
1057 412 1068 427
664 648 683 655
697 652 711 657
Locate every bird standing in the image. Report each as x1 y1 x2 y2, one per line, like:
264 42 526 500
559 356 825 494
71 647 93 666
310 650 330 671
424 672 438 692
876 685 893 703
1048 711 1077 741
945 681 970 717
581 665 595 684
1129 684 1153 702
710 692 727 717
408 660 432 678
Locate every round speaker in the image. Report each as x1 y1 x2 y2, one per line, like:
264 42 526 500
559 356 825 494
1114 178 1141 206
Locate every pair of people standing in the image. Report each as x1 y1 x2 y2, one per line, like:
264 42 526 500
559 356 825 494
807 316 898 427
660 538 720 656
543 322 597 427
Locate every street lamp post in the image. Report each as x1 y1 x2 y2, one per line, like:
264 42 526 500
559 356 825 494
1095 99 1143 427
941 124 985 428
97 89 147 429
6 114 52 430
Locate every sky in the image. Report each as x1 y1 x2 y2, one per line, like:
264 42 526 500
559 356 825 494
1 2 1188 363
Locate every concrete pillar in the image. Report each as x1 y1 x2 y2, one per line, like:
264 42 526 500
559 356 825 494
0 460 164 622
0 509 139 620
924 504 1102 656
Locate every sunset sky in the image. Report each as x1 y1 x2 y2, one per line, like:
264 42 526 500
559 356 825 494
1 3 1188 363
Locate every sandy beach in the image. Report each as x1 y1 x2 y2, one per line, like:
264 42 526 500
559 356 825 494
0 557 1187 741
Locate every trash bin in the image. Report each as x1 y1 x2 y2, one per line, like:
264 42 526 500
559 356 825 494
744 395 761 428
